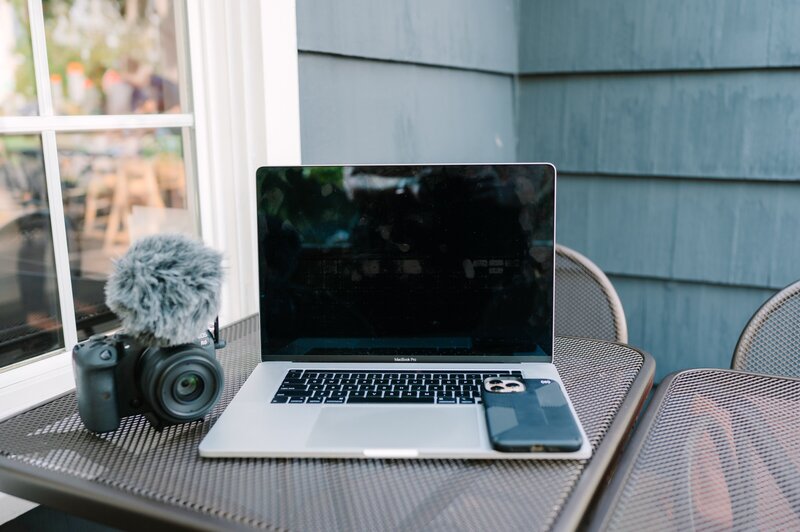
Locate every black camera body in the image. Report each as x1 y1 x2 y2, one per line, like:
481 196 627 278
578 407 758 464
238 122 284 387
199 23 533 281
72 330 224 433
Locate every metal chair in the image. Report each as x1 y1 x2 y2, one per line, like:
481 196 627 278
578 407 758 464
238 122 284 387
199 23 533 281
555 244 628 343
731 279 800 377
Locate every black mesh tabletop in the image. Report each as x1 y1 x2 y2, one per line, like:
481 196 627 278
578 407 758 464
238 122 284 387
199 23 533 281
592 369 800 531
0 316 653 532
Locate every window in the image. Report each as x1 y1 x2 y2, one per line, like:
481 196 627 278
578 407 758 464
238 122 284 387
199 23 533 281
0 0 301 427
0 0 196 369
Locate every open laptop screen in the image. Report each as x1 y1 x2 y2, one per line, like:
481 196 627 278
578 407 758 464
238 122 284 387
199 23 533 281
256 164 555 363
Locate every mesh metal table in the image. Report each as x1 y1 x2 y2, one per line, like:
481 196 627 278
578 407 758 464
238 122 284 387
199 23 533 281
0 316 653 531
592 369 800 531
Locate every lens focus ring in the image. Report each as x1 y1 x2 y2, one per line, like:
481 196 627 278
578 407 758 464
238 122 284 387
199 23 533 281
140 347 223 424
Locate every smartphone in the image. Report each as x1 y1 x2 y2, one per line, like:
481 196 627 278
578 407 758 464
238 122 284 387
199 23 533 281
482 377 583 452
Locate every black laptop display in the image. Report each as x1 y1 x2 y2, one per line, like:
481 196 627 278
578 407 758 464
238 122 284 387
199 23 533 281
256 164 555 363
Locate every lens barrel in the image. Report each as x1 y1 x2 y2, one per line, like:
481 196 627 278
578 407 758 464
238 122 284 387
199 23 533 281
140 345 223 424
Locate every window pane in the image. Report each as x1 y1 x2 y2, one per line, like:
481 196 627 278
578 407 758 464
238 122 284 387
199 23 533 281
0 0 38 116
58 128 195 340
44 0 182 115
0 136 64 367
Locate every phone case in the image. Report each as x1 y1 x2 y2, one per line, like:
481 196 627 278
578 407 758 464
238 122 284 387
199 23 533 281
482 377 583 452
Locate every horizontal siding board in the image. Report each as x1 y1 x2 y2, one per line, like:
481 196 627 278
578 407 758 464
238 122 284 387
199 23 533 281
611 275 776 381
555 174 678 280
298 54 515 164
519 0 800 73
556 175 800 289
296 0 517 74
520 72 800 180
769 0 800 66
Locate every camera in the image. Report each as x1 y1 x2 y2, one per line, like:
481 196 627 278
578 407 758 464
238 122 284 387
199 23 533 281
72 329 224 433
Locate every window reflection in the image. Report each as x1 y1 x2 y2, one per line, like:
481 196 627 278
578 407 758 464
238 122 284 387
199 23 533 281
58 128 193 340
0 136 63 366
44 0 181 115
0 0 38 116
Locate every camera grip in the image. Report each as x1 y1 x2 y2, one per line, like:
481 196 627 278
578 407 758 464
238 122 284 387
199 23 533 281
73 343 120 433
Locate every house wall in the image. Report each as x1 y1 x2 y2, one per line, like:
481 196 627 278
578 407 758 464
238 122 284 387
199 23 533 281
518 0 800 380
293 0 799 381
295 0 518 164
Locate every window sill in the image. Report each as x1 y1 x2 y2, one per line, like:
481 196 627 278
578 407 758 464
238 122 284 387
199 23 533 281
0 351 75 422
0 351 75 524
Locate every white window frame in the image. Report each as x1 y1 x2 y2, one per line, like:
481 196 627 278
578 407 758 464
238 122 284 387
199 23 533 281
0 0 300 447
186 0 301 329
0 0 197 417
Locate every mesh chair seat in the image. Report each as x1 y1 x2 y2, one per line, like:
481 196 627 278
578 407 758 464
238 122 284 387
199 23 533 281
732 279 800 377
555 245 627 343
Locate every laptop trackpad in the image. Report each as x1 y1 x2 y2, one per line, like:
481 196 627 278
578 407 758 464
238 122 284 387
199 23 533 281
307 407 480 449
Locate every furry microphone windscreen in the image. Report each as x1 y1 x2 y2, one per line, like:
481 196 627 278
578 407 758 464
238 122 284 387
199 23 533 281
105 233 223 346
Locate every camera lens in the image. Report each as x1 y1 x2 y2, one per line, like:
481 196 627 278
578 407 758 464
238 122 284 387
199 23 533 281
174 372 205 403
140 346 223 424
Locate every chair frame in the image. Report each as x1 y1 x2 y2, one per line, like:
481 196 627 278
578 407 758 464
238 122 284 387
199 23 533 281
731 278 800 371
556 244 629 344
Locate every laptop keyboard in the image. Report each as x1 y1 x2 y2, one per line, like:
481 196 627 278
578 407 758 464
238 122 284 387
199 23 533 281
271 369 523 405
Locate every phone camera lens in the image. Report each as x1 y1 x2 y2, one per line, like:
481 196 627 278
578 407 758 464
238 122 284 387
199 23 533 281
491 385 504 391
506 382 520 388
489 379 502 385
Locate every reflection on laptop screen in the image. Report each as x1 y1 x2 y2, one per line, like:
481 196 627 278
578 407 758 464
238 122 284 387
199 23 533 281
256 164 555 363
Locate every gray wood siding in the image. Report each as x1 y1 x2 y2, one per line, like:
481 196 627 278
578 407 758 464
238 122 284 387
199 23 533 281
520 2 800 379
297 0 518 74
296 0 517 165
611 276 776 381
295 0 797 380
520 72 800 180
298 54 515 164
520 0 800 74
556 174 800 289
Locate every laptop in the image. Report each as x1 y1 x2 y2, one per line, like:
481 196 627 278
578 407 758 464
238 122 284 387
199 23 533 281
199 163 591 460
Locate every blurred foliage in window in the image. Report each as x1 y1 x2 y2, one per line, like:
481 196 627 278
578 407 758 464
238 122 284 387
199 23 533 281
8 0 181 116
0 0 37 115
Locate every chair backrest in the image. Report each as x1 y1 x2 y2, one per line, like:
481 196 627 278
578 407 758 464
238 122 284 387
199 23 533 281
732 279 800 377
554 244 628 343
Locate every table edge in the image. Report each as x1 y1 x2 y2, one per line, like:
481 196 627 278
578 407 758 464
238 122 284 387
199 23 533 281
0 455 249 531
552 340 655 532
